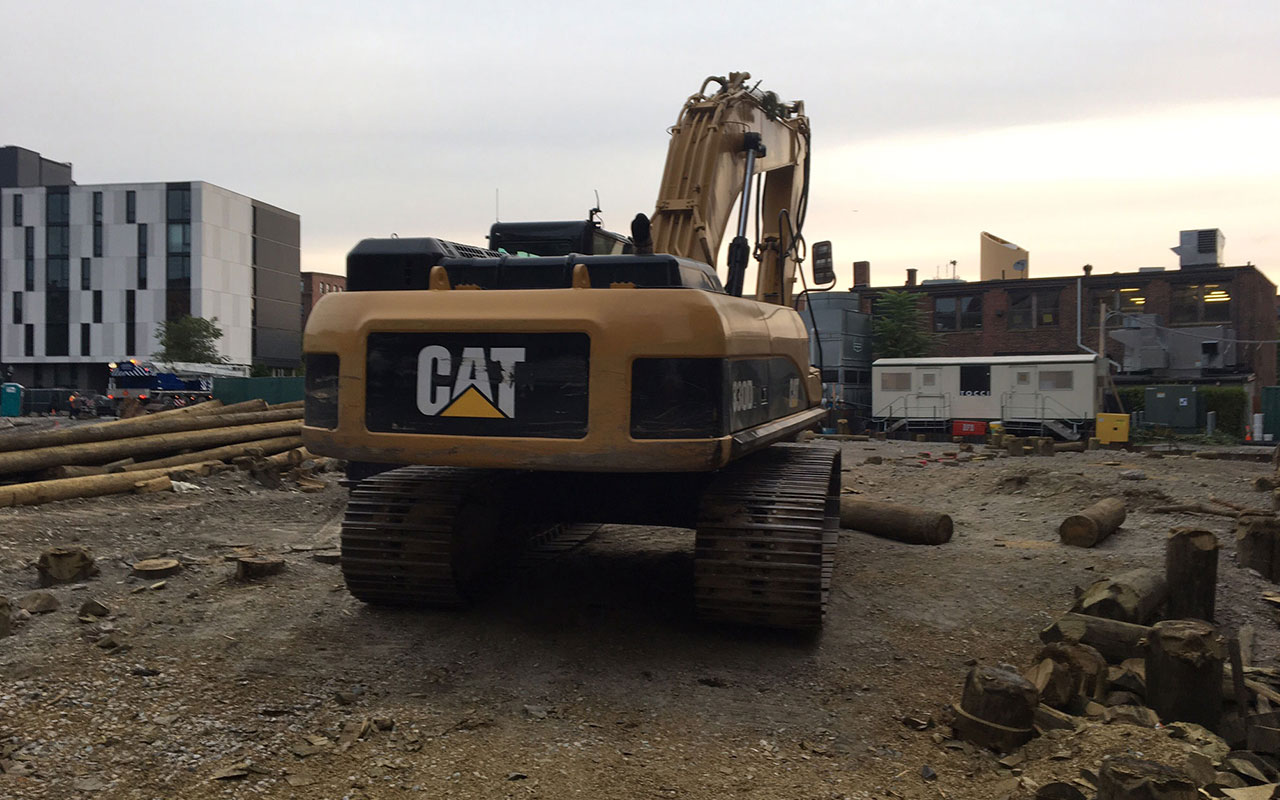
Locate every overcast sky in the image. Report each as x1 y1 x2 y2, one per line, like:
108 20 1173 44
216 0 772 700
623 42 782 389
4 1 1278 289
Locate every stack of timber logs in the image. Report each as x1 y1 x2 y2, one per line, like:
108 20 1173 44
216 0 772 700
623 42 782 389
0 400 324 508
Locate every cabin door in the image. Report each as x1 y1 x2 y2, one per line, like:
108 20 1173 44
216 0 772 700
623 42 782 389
1006 366 1039 419
916 369 946 419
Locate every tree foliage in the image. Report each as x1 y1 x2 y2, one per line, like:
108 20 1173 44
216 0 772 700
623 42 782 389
871 290 936 358
153 316 228 364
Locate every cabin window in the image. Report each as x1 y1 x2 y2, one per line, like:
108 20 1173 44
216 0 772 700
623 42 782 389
1015 371 1031 386
1008 290 1060 329
959 365 991 396
881 372 911 392
934 295 982 332
921 373 936 388
1039 370 1073 391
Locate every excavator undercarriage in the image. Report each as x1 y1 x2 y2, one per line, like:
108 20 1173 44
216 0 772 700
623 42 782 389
338 442 839 627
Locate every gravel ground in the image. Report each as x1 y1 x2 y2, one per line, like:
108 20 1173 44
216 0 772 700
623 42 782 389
0 438 1276 799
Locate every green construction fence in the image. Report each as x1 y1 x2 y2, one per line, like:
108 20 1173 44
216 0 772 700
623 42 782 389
212 376 305 406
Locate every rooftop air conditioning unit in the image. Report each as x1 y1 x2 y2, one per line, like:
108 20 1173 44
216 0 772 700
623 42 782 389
1172 229 1224 269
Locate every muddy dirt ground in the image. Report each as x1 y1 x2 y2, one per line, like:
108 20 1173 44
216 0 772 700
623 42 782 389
1 437 1277 799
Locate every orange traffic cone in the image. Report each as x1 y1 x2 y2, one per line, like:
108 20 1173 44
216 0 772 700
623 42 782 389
1247 428 1253 442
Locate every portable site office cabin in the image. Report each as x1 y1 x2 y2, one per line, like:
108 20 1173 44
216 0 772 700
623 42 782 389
871 354 1101 437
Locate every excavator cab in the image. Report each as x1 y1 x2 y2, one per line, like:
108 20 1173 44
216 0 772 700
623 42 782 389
488 219 632 257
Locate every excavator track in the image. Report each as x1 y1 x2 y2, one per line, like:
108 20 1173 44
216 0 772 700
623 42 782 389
693 442 840 629
340 465 516 607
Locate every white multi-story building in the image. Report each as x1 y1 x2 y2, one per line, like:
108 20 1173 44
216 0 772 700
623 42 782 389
0 161 299 391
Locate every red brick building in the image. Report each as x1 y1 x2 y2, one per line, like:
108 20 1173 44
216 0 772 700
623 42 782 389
858 264 1277 387
300 271 346 330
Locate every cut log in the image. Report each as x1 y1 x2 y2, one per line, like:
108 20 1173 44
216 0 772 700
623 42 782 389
1033 437 1056 457
235 556 285 580
1153 503 1239 518
268 400 304 410
951 664 1038 753
0 596 9 638
0 460 225 509
1072 568 1168 625
1097 755 1196 800
1253 476 1279 492
0 420 302 477
1035 642 1109 701
1040 612 1151 663
206 399 269 415
1059 497 1126 548
838 498 952 545
36 546 99 586
1236 516 1280 581
102 398 220 424
37 464 108 480
1055 441 1086 453
1025 657 1075 709
133 476 172 494
119 435 302 473
1165 528 1218 621
102 457 136 470
0 407 300 454
1006 437 1025 457
1145 619 1224 729
132 557 182 579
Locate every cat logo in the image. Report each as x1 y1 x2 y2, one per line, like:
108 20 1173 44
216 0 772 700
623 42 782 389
416 346 526 419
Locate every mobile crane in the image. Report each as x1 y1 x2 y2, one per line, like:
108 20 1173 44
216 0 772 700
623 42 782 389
302 72 839 628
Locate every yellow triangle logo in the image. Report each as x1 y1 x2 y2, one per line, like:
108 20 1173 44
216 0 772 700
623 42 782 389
440 386 506 419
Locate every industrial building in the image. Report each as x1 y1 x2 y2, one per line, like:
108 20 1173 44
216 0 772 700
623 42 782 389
301 271 345 330
0 148 300 391
854 228 1275 389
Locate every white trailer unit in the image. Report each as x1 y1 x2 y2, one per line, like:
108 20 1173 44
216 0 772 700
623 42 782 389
872 354 1100 439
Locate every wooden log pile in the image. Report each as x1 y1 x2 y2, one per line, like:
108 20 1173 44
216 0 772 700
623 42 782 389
937 519 1280 794
0 400 335 508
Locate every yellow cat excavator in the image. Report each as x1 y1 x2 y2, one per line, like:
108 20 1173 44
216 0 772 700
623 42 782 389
302 72 840 628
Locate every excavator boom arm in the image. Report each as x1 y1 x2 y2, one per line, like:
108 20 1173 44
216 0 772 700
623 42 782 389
648 72 810 307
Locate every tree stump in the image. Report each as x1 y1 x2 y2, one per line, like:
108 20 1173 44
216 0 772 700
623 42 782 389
131 558 182 579
1006 437 1025 457
1235 516 1280 580
1033 437 1055 457
1097 755 1196 800
838 498 953 545
36 546 99 586
1072 568 1168 625
1087 437 1101 450
1040 612 1151 662
1145 619 1224 729
235 557 286 580
951 664 1038 753
1059 498 1126 548
1165 528 1218 621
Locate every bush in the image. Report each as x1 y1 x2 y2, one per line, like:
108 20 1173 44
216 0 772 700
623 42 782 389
1200 385 1249 437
